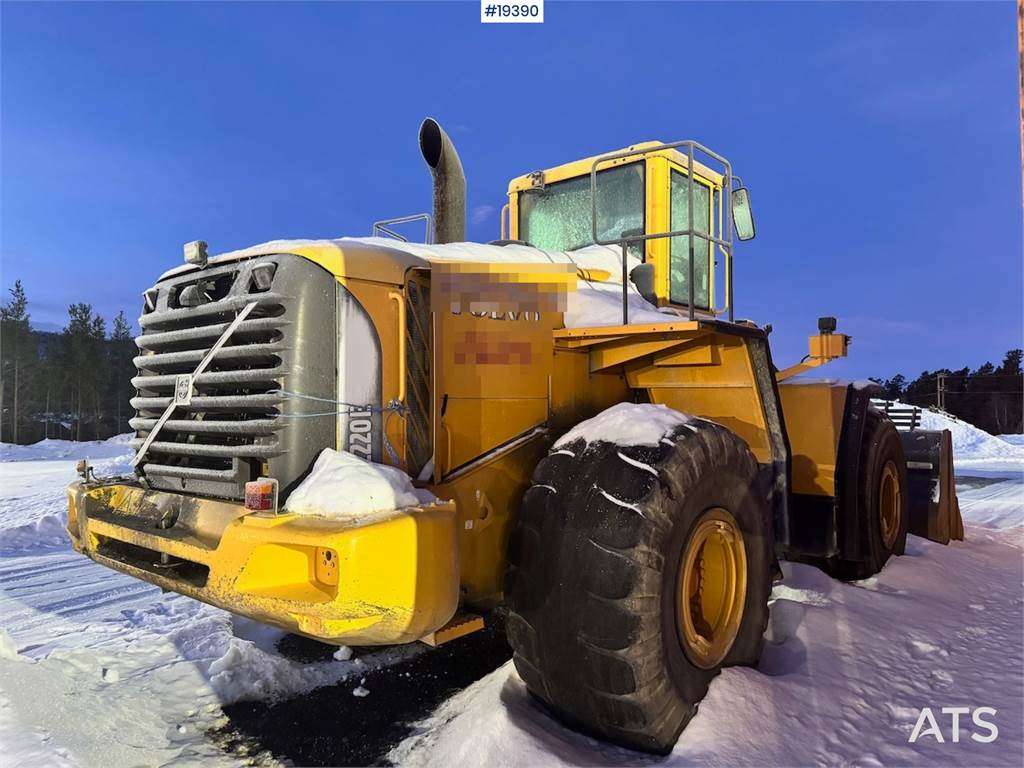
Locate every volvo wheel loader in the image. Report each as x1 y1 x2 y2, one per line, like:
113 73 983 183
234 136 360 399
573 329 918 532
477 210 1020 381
66 118 963 753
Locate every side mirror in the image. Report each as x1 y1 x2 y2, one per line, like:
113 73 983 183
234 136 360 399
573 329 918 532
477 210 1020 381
731 187 756 241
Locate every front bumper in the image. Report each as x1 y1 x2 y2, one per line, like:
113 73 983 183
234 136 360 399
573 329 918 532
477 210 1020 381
66 481 460 645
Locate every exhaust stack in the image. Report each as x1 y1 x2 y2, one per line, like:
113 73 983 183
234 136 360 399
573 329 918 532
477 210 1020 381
419 118 465 244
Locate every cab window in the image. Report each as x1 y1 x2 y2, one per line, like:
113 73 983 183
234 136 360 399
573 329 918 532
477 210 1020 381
669 170 712 308
519 163 644 253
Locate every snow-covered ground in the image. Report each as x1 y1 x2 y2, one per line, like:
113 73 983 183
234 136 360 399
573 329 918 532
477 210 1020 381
390 410 1024 767
1 411 1022 767
0 436 417 767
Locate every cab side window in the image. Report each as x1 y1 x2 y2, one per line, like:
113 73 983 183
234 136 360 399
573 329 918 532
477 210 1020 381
669 170 712 308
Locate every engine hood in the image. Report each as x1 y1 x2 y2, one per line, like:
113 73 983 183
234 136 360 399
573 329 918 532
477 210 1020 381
159 238 429 285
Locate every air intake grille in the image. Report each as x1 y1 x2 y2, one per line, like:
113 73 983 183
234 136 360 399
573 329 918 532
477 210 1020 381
130 256 338 500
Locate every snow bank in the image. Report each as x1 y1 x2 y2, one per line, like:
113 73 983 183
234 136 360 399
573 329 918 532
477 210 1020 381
912 407 1024 464
554 402 693 449
998 434 1024 446
284 448 421 519
0 434 133 463
0 438 135 554
0 512 69 554
0 629 22 661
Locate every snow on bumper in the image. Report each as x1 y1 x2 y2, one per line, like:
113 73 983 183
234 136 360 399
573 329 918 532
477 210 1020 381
66 481 460 645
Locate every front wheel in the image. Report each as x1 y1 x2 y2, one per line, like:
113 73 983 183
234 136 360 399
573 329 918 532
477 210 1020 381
825 406 910 580
505 415 772 754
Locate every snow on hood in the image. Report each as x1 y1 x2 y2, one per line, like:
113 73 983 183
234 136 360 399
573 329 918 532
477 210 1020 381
283 448 423 519
340 238 640 278
553 402 693 449
341 238 674 329
188 236 691 329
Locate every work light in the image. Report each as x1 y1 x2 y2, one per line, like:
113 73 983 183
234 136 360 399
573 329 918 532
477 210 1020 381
251 263 277 292
183 240 209 267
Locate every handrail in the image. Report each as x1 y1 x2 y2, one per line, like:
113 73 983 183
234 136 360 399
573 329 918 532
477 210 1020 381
589 140 736 324
500 202 511 240
373 213 434 244
388 291 407 403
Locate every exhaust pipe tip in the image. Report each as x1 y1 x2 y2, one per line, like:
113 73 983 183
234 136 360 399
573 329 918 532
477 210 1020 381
419 118 445 170
419 117 465 244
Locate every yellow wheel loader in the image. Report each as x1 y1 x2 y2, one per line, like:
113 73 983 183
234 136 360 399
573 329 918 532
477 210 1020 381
66 119 963 754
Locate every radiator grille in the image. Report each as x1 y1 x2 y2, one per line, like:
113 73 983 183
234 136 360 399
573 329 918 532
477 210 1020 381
129 255 339 500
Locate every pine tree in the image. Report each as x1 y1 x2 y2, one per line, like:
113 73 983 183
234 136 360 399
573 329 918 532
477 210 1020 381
881 374 906 401
63 304 105 441
111 311 134 434
0 281 33 443
993 349 1024 434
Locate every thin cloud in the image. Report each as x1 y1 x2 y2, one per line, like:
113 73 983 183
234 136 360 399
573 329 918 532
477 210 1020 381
471 205 496 224
841 315 924 336
820 21 1007 121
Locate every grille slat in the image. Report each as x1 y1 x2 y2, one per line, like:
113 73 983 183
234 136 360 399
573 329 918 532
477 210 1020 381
141 463 241 481
136 317 288 350
129 417 280 435
139 291 286 330
129 440 281 459
131 368 288 390
133 343 284 372
131 393 283 412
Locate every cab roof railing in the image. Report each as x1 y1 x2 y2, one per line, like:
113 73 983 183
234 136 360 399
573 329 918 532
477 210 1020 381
372 213 434 244
589 140 743 324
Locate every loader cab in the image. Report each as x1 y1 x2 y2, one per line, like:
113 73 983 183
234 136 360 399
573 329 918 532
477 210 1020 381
506 142 752 319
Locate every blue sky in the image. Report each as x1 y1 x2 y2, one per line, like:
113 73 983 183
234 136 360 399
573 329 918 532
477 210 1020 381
1 1 1020 379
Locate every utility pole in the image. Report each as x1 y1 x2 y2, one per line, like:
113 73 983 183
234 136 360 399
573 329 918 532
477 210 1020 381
937 373 947 411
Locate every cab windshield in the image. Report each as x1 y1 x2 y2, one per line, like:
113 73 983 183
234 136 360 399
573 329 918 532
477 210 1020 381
519 163 644 253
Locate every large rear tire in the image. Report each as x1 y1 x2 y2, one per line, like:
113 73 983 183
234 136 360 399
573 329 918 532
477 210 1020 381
826 406 910 580
505 416 772 754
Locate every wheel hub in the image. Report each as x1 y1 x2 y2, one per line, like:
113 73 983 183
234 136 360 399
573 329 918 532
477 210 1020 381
879 460 901 549
677 507 747 669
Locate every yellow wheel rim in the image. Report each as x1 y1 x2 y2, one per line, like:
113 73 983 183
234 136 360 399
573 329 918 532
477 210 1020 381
677 508 747 669
879 460 901 549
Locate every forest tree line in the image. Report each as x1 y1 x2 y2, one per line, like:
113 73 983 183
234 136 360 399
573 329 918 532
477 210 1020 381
0 280 135 444
1 279 1022 444
872 349 1023 436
